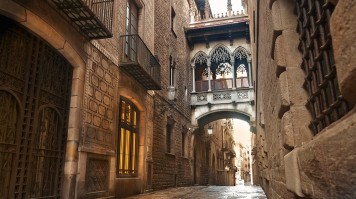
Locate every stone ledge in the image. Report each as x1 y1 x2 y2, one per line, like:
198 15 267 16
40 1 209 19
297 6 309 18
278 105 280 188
296 108 356 198
284 148 305 197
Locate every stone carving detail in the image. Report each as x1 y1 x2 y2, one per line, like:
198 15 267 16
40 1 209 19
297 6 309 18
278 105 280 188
233 46 249 60
237 91 249 99
84 125 113 148
210 46 230 63
82 47 118 151
216 63 232 78
202 68 213 80
194 51 208 65
236 64 248 78
197 94 207 102
85 158 109 192
213 92 232 100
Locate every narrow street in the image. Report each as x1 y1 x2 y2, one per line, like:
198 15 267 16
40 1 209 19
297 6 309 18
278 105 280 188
125 184 267 199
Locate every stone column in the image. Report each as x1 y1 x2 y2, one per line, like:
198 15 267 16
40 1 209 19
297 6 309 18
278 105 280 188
192 63 196 92
247 58 252 87
231 56 236 89
207 59 212 91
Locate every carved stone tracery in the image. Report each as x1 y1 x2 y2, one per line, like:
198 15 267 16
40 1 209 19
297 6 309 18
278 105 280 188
210 46 230 63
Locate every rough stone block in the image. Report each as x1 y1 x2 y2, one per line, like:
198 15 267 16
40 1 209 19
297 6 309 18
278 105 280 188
281 30 301 69
284 148 305 197
271 0 297 31
289 107 313 147
281 111 294 150
278 72 290 118
285 67 308 106
330 0 356 104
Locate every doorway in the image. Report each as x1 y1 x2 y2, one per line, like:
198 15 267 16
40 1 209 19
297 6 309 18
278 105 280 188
0 16 72 198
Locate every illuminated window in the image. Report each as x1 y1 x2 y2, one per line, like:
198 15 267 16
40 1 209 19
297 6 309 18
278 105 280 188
118 97 139 177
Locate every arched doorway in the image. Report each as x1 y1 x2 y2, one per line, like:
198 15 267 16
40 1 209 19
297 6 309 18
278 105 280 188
0 16 72 198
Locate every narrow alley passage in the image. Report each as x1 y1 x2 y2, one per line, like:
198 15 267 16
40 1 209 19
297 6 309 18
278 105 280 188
125 184 267 199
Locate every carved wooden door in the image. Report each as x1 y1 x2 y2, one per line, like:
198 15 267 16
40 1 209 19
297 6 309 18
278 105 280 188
0 16 72 199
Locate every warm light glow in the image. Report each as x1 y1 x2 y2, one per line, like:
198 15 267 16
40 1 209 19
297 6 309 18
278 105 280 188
208 126 213 135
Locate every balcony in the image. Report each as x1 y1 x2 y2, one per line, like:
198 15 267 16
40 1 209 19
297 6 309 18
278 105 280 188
49 0 114 39
191 87 254 106
119 35 161 90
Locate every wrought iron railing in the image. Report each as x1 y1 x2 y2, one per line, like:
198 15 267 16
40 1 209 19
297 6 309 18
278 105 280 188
119 34 161 90
50 0 114 39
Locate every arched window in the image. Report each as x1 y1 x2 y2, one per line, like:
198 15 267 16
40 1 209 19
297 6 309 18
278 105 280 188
118 97 139 177
236 64 249 88
216 63 232 79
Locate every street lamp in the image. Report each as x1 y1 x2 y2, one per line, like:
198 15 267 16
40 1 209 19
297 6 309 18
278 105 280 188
207 126 213 135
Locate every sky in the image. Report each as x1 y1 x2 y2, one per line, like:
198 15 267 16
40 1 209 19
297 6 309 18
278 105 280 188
209 0 243 15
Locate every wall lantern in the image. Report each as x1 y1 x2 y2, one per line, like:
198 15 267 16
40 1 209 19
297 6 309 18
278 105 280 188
207 126 213 135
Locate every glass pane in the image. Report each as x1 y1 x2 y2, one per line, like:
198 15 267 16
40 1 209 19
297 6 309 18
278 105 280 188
119 128 125 171
133 111 137 126
132 133 136 171
121 101 125 122
126 104 131 124
124 130 131 172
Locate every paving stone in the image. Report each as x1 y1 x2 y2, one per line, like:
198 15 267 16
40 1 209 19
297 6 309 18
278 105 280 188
125 185 267 199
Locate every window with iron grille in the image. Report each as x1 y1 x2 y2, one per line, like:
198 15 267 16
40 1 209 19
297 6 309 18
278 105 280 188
118 97 139 177
295 0 351 134
166 124 172 153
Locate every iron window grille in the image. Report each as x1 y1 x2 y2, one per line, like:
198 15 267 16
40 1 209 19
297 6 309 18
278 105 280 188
295 0 351 134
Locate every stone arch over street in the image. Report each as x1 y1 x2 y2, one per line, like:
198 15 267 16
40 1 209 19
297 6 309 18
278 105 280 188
191 102 254 127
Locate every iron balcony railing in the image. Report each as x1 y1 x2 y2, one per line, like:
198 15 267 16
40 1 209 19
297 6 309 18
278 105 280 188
119 34 161 90
50 0 114 39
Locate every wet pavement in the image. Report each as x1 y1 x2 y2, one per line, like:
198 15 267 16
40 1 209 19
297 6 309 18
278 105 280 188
125 184 267 199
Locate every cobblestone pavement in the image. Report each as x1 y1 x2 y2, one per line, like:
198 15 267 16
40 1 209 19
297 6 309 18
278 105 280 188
125 184 267 199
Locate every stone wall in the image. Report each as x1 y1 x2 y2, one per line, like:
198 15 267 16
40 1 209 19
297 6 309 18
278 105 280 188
250 0 356 198
151 0 193 190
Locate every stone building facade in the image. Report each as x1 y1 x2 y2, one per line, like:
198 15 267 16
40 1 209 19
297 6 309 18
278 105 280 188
186 0 255 188
0 0 191 198
248 0 356 198
150 0 193 190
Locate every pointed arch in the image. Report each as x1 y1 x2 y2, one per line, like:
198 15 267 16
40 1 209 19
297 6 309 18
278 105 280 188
192 51 208 65
232 46 250 60
209 44 232 63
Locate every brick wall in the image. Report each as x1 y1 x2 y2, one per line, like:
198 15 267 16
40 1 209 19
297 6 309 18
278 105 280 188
152 0 193 190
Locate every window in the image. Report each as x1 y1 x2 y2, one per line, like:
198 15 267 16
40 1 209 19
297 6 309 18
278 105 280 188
182 132 186 157
125 0 138 61
169 55 176 87
295 0 351 134
166 124 172 153
171 7 177 37
236 64 249 88
118 97 139 176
